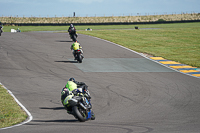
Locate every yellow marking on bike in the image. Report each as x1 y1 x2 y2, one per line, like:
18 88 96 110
150 57 165 60
180 70 199 73
170 66 197 69
159 61 181 64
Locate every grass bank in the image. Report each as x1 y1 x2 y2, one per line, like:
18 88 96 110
0 85 27 128
1 13 199 24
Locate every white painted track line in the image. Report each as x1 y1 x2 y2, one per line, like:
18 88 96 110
0 83 33 130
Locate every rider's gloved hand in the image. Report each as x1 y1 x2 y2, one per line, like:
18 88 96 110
72 89 78 95
84 93 91 100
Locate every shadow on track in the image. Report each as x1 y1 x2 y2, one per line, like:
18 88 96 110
35 107 79 123
31 119 78 123
39 107 65 110
56 40 73 42
55 61 78 63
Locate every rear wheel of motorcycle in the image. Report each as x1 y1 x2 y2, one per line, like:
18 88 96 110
78 54 82 63
72 106 87 122
72 35 77 42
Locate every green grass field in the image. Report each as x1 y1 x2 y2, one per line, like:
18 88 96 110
0 85 27 128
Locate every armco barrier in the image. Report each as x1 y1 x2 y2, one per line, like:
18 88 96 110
2 20 200 26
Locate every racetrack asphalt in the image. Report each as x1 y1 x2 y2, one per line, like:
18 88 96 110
0 32 200 133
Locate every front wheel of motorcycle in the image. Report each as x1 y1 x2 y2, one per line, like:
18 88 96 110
72 106 87 122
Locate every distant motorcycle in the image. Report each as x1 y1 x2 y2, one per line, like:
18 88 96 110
73 49 83 63
66 94 93 122
0 26 3 36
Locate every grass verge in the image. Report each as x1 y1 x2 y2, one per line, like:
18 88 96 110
0 85 27 128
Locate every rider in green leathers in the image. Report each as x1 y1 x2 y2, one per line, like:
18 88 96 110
71 41 83 60
61 78 95 120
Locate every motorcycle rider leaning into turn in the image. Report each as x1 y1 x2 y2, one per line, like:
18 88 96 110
0 22 3 36
61 77 95 120
71 41 83 60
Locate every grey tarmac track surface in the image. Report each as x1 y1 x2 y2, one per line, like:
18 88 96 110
0 32 200 133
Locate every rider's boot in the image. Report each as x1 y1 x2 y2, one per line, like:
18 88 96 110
67 111 73 114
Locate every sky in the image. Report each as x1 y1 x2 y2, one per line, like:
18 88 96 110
0 0 200 17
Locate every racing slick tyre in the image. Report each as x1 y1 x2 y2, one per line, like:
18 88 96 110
78 54 82 63
72 106 87 122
